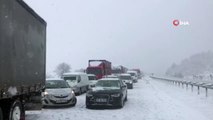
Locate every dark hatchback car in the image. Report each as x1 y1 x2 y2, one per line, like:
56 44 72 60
86 78 127 108
119 74 134 89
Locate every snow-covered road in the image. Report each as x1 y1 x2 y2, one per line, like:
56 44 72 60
26 77 213 120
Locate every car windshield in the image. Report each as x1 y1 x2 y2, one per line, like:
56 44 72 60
64 76 77 82
46 80 70 89
96 80 120 88
120 76 131 80
129 73 135 76
88 76 96 80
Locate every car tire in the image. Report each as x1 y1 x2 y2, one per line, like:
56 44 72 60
77 88 82 95
130 84 133 89
125 95 128 101
71 97 77 107
9 100 25 120
86 105 92 109
118 99 124 108
42 105 46 108
0 107 3 120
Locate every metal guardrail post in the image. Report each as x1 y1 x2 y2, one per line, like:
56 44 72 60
186 84 188 90
151 76 213 97
191 85 193 92
205 88 208 97
197 86 200 95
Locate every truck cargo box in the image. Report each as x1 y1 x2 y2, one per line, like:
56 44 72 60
0 0 46 99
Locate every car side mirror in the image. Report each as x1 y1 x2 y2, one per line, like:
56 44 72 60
121 85 126 89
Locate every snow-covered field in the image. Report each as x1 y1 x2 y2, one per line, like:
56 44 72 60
26 77 213 120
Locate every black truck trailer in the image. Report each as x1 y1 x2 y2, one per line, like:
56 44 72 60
0 0 46 119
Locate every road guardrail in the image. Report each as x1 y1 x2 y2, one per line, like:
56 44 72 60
150 76 213 97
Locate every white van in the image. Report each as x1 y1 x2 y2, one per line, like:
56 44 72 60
127 71 138 83
87 74 97 88
62 72 89 95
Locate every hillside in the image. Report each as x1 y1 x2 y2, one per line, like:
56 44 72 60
166 51 213 78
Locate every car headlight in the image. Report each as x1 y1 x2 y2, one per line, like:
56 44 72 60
44 91 48 95
111 93 120 97
71 90 75 94
86 93 93 97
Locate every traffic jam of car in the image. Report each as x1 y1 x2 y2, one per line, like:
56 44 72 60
42 60 143 109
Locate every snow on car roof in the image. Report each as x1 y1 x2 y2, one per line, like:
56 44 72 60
120 73 131 76
63 72 86 76
46 78 63 81
100 78 120 81
103 75 119 77
127 71 137 73
87 74 96 76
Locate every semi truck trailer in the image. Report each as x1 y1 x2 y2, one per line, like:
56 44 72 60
0 0 46 119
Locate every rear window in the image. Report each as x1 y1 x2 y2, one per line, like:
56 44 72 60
46 80 70 89
120 75 131 80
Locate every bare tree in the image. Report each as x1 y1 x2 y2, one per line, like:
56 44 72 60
54 62 71 77
46 72 54 78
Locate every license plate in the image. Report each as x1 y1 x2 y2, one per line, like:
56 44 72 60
96 98 107 102
55 99 67 103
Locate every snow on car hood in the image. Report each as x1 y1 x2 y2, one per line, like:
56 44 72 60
89 80 97 85
91 87 120 93
45 88 72 96
66 81 77 87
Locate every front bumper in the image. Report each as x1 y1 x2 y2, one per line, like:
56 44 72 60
125 83 133 89
42 95 76 107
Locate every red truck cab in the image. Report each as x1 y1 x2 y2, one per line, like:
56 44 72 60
86 60 112 79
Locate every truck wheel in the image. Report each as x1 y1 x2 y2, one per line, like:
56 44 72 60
9 100 25 120
0 107 3 120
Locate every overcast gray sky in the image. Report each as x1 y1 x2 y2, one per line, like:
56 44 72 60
24 0 213 74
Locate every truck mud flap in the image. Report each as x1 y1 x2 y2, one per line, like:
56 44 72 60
25 94 42 110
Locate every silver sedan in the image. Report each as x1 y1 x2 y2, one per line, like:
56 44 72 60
42 79 77 107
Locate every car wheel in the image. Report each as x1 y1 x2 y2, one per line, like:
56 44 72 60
42 105 46 108
0 107 3 120
130 84 133 89
125 94 128 101
9 100 25 120
77 88 82 95
86 105 92 109
71 97 77 107
118 99 124 108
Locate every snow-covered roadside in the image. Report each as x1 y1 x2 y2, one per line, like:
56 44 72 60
26 77 212 120
151 77 213 120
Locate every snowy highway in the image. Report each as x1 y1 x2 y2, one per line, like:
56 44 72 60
26 77 213 120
